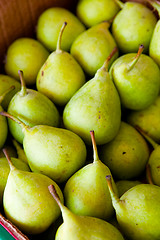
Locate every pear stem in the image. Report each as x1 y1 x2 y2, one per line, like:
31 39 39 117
18 70 27 97
0 85 15 104
3 148 15 171
148 0 160 18
56 22 67 52
127 44 144 71
0 111 28 131
106 175 120 203
136 127 159 149
146 164 154 185
114 0 124 9
48 185 63 210
90 130 99 163
102 46 118 71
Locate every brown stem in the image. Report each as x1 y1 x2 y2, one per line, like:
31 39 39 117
48 185 61 209
56 22 67 52
18 70 27 97
102 46 118 71
90 130 99 163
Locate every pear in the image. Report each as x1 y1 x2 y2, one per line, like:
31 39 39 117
0 87 15 149
12 139 28 164
36 7 86 52
48 184 125 240
111 0 157 53
116 180 141 197
0 74 20 110
36 22 86 106
0 154 30 205
70 21 118 76
76 0 120 27
64 130 118 220
4 37 49 85
136 129 160 187
2 149 64 235
7 70 60 144
109 45 160 110
127 95 160 143
0 111 87 184
63 47 121 145
99 121 150 179
106 175 160 240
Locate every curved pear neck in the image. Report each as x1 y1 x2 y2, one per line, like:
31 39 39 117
114 0 124 9
0 85 15 104
126 45 144 71
146 164 154 185
56 22 67 53
18 70 27 97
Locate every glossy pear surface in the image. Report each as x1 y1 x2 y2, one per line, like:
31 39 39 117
110 52 160 110
112 1 157 53
63 61 121 145
149 20 160 67
36 49 86 106
3 168 64 235
71 21 118 76
4 38 49 85
0 157 30 205
23 125 87 183
8 86 60 144
76 0 120 27
127 95 160 143
36 7 85 52
0 74 20 110
100 122 150 179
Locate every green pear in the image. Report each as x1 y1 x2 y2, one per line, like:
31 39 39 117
64 130 118 220
76 0 120 27
7 70 60 144
70 21 118 76
106 175 160 240
116 180 141 197
0 154 30 205
111 1 157 53
149 19 160 67
4 37 49 85
0 74 20 110
127 95 160 143
3 149 64 235
12 139 28 164
36 22 86 106
48 184 125 240
109 45 160 110
36 7 86 52
63 48 121 145
0 112 87 184
99 121 150 179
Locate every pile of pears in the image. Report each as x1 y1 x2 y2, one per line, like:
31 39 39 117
1 0 160 239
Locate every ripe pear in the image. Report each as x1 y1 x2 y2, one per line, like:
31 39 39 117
12 139 28 164
99 121 150 179
149 19 160 67
64 131 118 220
111 1 157 53
127 95 160 143
36 22 86 106
3 149 64 235
70 21 118 76
106 175 160 240
7 70 60 144
109 45 160 110
0 112 87 184
0 155 30 205
4 37 49 85
48 184 125 240
0 74 20 110
76 0 120 27
36 7 85 52
116 180 141 197
63 48 121 145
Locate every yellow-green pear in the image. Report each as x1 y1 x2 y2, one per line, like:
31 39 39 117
48 184 125 240
3 149 64 235
116 180 141 197
106 175 160 240
36 22 86 106
64 131 118 220
4 38 49 85
0 112 87 184
63 48 121 145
